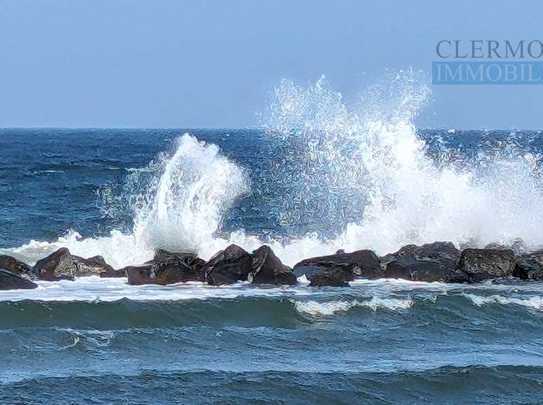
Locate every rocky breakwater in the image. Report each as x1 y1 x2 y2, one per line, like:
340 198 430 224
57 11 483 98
1 240 543 290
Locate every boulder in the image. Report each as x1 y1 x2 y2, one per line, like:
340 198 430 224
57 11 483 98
248 246 296 285
513 251 543 280
202 244 253 285
72 255 114 277
381 241 460 267
293 265 323 279
485 239 527 255
308 269 350 287
294 249 382 280
381 242 467 282
99 268 128 278
33 248 76 281
126 249 205 285
384 260 469 283
33 248 116 280
457 248 516 281
0 269 37 290
0 255 34 278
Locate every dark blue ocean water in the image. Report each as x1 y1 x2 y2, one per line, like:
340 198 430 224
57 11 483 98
1 128 543 404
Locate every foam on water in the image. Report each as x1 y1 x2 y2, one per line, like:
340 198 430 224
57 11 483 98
293 297 414 316
0 276 311 302
3 73 543 268
464 293 543 310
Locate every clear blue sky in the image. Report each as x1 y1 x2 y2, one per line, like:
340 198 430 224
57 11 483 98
0 0 541 129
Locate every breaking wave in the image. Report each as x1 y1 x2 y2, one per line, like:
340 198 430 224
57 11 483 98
464 294 543 310
293 297 414 316
4 72 543 268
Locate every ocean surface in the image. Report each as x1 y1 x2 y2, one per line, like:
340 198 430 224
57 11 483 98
2 81 543 403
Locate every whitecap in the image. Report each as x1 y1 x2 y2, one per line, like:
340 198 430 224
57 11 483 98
292 296 413 316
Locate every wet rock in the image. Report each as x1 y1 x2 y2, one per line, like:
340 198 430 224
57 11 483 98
72 255 114 277
125 264 155 285
381 242 460 267
293 265 323 279
33 248 76 281
485 239 528 256
203 244 253 285
382 242 467 282
294 249 382 280
0 255 34 278
308 269 350 287
126 249 205 285
384 260 468 283
458 248 516 281
513 251 543 280
484 242 508 250
99 268 128 278
33 248 117 280
249 246 296 285
0 269 37 290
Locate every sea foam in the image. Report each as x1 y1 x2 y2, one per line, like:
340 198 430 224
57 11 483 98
464 293 543 310
293 297 413 316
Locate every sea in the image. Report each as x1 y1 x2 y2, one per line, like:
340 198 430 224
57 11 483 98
1 79 543 403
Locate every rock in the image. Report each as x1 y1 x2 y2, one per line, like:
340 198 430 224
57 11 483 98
125 265 154 285
295 265 353 287
384 260 468 283
513 251 543 280
33 248 116 280
0 269 37 290
485 239 527 256
33 248 76 281
249 246 296 285
126 249 205 285
294 249 382 280
309 269 350 287
293 265 323 279
484 242 507 250
0 255 34 278
381 241 460 267
382 242 467 282
458 248 516 281
72 255 114 277
203 244 253 285
99 268 128 278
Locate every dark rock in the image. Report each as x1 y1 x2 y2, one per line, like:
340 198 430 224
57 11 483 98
484 242 508 250
125 264 154 285
381 242 467 282
384 260 468 283
458 248 516 281
293 265 323 279
485 239 527 256
381 241 460 267
126 249 204 285
33 248 76 281
294 249 382 280
309 269 350 287
72 255 114 277
249 246 296 285
99 268 127 278
203 244 253 285
33 248 116 280
0 255 34 278
126 262 197 285
0 269 38 290
513 251 543 280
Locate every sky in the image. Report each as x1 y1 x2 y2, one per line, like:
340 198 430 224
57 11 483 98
0 0 542 129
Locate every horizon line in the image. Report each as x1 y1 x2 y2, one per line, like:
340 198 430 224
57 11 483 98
0 126 542 132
